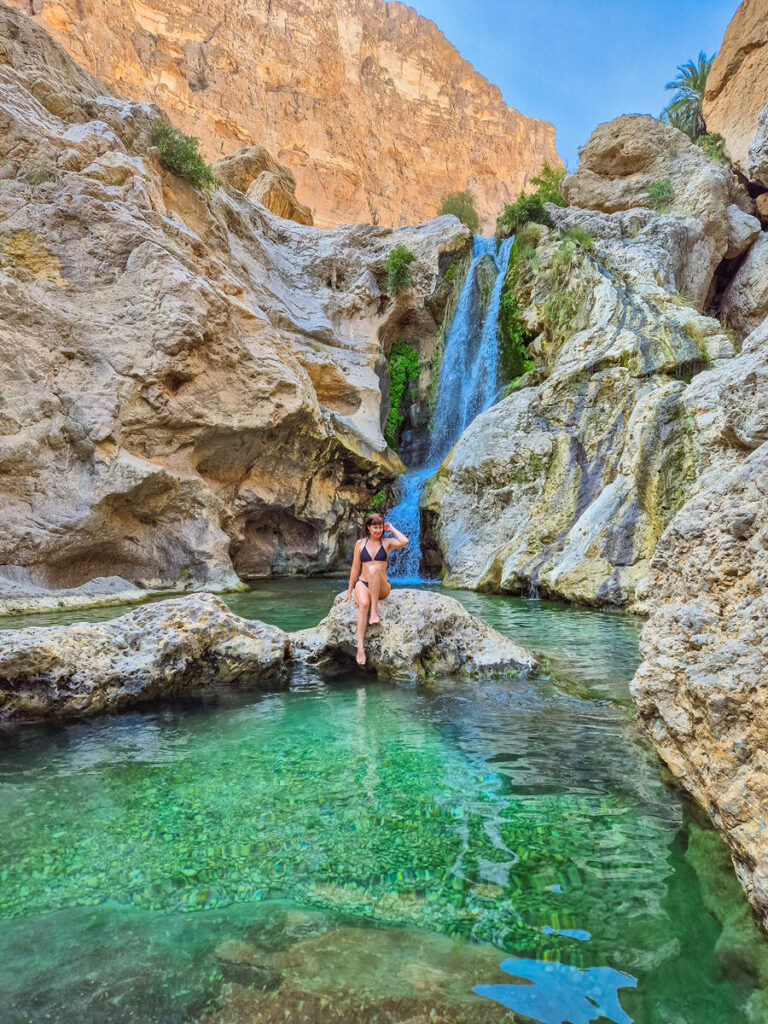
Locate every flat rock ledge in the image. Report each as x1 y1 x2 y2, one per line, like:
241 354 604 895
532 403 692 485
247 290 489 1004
0 591 538 721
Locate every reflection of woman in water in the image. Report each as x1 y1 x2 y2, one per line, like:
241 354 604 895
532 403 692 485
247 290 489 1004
341 513 409 665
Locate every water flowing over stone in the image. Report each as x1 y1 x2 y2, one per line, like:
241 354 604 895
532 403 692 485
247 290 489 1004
389 237 513 580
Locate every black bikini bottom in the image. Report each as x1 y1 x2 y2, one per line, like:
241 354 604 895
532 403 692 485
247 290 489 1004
357 576 369 588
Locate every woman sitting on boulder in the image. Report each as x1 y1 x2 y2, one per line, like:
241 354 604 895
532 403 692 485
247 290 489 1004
342 513 409 665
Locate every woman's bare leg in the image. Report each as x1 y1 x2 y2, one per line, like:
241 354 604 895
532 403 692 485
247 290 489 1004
354 581 370 664
368 575 390 624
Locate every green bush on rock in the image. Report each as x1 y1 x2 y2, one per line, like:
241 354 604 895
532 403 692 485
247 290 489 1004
150 121 217 191
530 161 567 207
696 132 725 162
438 190 480 233
499 290 534 387
496 193 552 237
384 245 416 294
384 340 420 449
647 178 675 212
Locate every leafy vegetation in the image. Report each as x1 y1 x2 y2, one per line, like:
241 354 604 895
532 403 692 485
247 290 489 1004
647 178 675 212
696 132 726 162
367 489 388 512
496 193 552 237
384 245 416 294
530 161 567 207
498 290 534 385
660 51 715 140
384 340 420 449
561 226 594 249
150 121 216 190
438 190 480 233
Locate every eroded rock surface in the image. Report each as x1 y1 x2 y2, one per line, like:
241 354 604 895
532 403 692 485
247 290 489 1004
560 115 750 308
0 594 290 720
0 3 467 606
631 442 768 934
9 0 560 231
424 212 737 607
0 590 539 719
291 589 537 678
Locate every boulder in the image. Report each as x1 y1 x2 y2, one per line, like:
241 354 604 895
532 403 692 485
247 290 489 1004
0 573 146 616
0 594 290 720
212 146 314 225
290 589 538 678
0 590 540 720
725 203 762 259
703 0 768 181
721 232 768 337
631 442 768 934
561 115 749 307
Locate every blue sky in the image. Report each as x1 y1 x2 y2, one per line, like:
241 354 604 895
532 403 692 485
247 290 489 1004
401 0 738 168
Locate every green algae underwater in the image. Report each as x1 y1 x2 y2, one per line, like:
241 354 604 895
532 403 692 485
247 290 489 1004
0 581 766 1024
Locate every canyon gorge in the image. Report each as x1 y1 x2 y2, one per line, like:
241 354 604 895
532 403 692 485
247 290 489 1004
2 0 768 1019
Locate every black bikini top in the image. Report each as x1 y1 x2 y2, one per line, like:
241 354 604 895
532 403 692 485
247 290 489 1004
360 541 388 562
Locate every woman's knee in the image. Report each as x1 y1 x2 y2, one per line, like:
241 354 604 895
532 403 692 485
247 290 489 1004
356 588 370 609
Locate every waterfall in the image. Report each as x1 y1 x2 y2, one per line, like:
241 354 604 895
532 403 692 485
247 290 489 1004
388 234 513 580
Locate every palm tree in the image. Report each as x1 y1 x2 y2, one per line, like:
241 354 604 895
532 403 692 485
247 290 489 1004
660 51 715 140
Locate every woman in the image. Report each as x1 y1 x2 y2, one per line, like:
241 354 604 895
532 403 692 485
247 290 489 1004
342 513 409 665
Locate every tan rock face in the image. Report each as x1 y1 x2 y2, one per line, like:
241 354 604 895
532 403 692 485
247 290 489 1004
631 440 768 934
560 115 750 308
704 0 768 178
0 3 468 604
8 0 561 231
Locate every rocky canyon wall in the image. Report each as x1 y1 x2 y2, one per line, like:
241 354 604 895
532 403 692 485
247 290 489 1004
10 0 561 231
0 2 467 610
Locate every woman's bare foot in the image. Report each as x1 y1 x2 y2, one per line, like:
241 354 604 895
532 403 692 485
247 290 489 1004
368 610 380 625
356 646 366 665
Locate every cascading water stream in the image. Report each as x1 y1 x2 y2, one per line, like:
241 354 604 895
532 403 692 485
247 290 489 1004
388 235 514 581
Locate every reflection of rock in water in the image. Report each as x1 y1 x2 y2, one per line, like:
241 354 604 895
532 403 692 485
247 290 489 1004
474 957 636 1024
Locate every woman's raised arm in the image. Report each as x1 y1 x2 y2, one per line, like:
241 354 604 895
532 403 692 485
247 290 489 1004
384 522 409 550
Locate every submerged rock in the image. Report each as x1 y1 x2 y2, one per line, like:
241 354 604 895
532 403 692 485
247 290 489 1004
0 590 538 720
290 589 537 678
0 594 290 720
631 442 768 934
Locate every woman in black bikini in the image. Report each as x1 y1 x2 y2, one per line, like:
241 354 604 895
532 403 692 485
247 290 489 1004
341 513 409 665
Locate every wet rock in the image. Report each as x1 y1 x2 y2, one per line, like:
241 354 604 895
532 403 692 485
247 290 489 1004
631 442 768 933
0 593 289 720
0 573 146 615
424 220 735 608
290 589 538 678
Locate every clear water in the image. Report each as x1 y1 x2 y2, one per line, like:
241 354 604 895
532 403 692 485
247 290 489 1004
389 235 513 581
0 581 764 1024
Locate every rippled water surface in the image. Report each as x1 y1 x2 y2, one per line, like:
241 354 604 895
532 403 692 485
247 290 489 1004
1 581 765 1023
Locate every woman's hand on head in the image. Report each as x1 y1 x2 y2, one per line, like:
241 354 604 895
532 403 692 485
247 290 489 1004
384 522 394 533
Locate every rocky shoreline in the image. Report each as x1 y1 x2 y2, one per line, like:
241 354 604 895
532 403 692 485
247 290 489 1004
0 590 538 722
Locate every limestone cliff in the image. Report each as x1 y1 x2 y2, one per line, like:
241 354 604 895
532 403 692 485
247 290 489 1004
8 0 560 231
704 0 768 181
0 2 467 609
423 117 756 608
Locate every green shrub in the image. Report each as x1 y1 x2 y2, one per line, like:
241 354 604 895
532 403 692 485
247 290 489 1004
438 190 480 233
367 488 388 512
496 192 552 237
530 161 567 207
384 339 420 449
498 289 534 385
647 178 675 212
150 121 216 190
385 245 416 294
561 226 594 249
696 132 725 162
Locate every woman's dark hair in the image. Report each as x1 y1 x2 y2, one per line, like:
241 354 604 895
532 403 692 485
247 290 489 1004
362 513 385 537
